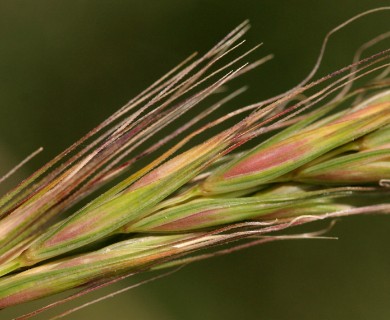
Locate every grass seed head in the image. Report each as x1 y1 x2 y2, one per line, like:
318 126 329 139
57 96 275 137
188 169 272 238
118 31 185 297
0 12 389 313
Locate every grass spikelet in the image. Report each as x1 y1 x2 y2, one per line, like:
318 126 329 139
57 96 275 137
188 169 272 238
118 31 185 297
202 91 390 194
0 9 390 317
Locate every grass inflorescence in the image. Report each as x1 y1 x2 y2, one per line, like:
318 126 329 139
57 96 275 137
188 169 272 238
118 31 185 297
0 9 389 318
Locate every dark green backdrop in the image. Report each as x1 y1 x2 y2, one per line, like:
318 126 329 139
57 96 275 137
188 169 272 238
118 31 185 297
1 1 389 319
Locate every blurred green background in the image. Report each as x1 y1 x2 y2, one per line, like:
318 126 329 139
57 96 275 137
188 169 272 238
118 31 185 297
1 1 389 319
